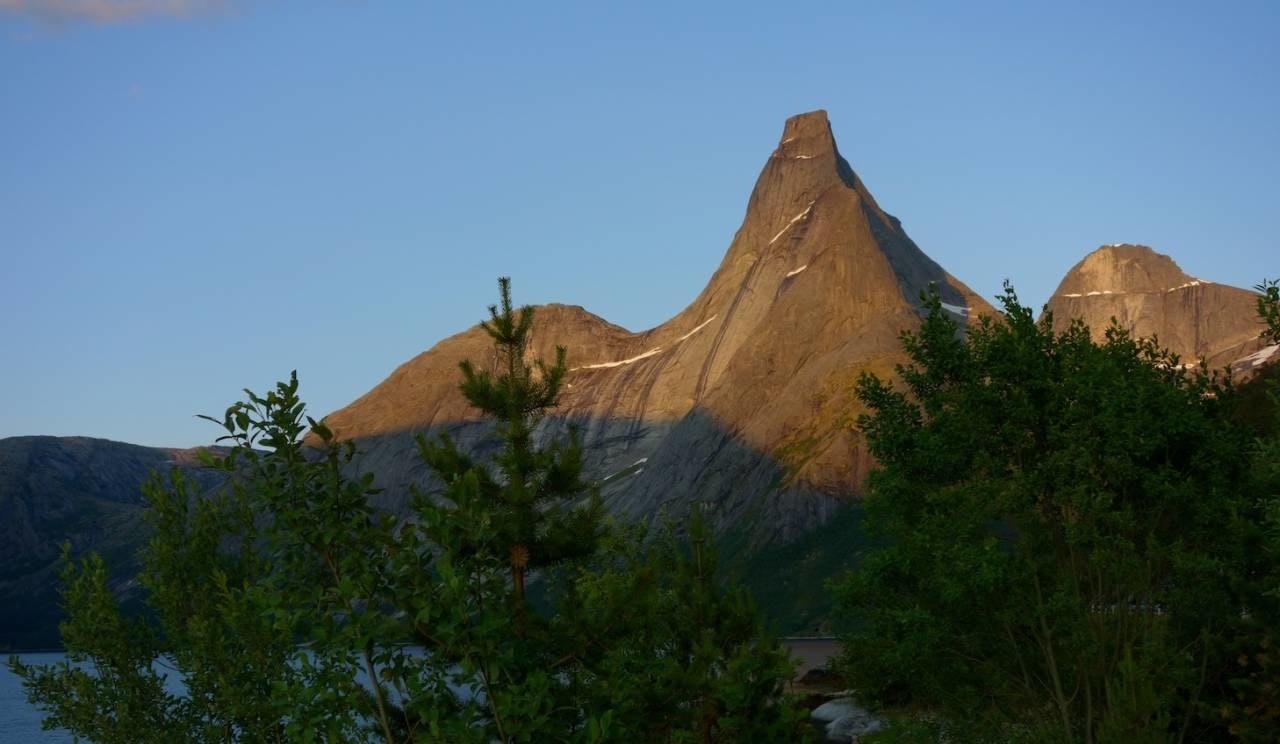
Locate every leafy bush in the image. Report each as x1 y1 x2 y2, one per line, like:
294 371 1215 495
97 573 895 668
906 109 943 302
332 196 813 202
834 285 1257 743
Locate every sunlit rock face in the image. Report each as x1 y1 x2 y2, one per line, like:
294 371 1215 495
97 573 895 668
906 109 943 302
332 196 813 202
1045 244 1269 371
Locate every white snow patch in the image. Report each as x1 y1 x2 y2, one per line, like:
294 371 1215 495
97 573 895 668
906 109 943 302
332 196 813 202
574 347 663 370
1234 344 1280 370
792 154 816 159
1063 281 1213 297
603 458 650 483
768 201 816 244
780 136 796 144
676 315 717 342
784 264 808 278
940 302 968 316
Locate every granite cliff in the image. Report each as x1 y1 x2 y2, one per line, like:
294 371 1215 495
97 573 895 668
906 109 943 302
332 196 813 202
1045 244 1273 373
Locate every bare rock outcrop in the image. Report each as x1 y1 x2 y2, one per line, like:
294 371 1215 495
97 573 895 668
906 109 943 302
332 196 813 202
1045 244 1269 371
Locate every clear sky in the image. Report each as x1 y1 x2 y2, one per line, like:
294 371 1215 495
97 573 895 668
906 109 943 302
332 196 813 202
2 1 1277 448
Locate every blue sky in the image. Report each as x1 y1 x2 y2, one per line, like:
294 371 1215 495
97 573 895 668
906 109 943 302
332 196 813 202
2 1 1277 447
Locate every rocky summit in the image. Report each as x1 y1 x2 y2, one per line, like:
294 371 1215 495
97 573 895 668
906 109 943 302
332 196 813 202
320 110 995 544
1045 244 1271 372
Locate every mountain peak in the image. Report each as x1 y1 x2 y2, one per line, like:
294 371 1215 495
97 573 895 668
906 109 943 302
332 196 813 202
1045 242 1266 370
1052 243 1196 296
321 110 995 544
772 109 839 166
1088 243 1171 264
779 109 832 142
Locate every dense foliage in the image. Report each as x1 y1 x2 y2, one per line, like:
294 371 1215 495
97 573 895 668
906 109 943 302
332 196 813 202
836 285 1275 743
9 279 807 743
1216 280 1280 742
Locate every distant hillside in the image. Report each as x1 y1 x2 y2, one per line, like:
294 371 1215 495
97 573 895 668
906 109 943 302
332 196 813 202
0 436 223 650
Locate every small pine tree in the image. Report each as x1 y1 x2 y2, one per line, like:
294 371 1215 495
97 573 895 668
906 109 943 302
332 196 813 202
1257 279 1280 346
417 276 604 606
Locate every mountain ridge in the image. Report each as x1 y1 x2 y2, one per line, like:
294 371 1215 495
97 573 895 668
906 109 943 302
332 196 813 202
3 113 1275 647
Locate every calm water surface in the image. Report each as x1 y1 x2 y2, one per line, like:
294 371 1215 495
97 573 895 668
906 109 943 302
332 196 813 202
2 653 74 743
3 641 838 740
1 649 469 741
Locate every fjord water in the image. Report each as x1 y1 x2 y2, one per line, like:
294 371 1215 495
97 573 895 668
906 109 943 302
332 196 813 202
2 653 71 743
3 640 839 740
2 652 189 742
0 649 456 741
